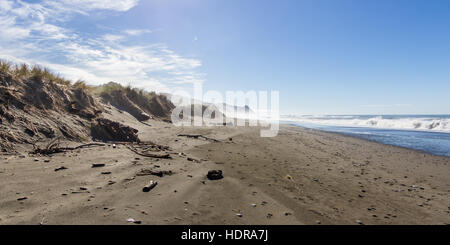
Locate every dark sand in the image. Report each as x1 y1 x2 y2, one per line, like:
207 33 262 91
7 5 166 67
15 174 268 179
0 108 449 225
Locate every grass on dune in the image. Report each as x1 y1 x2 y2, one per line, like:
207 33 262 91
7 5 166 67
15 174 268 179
1 59 164 100
1 60 71 86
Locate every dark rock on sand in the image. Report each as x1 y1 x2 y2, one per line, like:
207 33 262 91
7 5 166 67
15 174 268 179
207 170 223 180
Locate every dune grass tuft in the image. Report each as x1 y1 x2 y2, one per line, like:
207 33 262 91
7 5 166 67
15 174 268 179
1 59 72 86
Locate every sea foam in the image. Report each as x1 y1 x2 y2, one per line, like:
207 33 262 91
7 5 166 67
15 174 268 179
281 115 450 133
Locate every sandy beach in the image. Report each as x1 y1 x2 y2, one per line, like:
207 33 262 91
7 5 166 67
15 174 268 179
1 106 448 225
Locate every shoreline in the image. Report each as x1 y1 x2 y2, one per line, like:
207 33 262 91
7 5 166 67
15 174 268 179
282 122 450 157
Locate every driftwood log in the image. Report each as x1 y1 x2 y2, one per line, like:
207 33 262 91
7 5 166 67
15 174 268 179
142 180 158 192
126 146 171 159
31 138 106 155
177 134 219 142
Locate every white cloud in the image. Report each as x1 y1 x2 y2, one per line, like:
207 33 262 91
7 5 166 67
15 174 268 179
102 34 125 42
0 15 30 39
0 0 204 93
124 29 152 36
58 0 140 12
0 1 13 11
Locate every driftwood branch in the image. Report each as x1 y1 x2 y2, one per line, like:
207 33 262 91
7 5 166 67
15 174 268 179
177 134 219 142
72 143 106 149
126 146 171 159
140 121 152 127
31 141 105 155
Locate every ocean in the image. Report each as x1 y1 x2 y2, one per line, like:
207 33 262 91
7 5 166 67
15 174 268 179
281 115 450 157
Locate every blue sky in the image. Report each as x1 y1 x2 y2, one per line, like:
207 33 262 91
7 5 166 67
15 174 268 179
1 0 449 115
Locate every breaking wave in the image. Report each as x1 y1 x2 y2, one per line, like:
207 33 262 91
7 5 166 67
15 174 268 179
281 115 450 133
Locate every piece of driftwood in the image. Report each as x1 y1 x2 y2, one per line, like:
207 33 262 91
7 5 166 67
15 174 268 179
31 139 106 155
136 169 173 177
177 134 219 142
127 146 171 159
72 143 106 149
142 180 158 192
140 121 152 127
54 166 68 171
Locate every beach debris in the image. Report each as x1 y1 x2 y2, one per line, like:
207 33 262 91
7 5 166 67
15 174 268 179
101 171 111 175
316 220 321 224
127 145 171 159
124 177 135 182
142 180 158 192
207 170 223 180
177 134 220 142
31 138 106 155
17 197 27 201
136 169 173 177
356 220 364 225
251 204 257 207
313 178 319 182
79 187 88 191
187 157 200 162
112 144 116 148
54 166 68 171
92 163 105 168
285 174 294 181
126 218 142 224
266 213 273 219
108 181 116 185
140 112 151 121
284 212 292 216
236 213 243 217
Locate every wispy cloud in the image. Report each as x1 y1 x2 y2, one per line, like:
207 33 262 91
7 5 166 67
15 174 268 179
0 0 203 93
124 29 153 36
